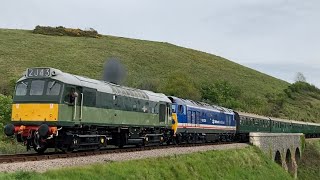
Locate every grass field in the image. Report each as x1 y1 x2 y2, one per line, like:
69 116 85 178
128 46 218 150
0 146 292 180
0 28 320 122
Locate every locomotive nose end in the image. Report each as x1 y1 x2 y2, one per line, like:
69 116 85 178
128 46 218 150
4 124 15 136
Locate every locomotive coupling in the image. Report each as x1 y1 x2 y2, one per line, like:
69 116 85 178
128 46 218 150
4 124 15 136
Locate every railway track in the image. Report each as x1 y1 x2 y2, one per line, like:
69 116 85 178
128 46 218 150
0 142 234 164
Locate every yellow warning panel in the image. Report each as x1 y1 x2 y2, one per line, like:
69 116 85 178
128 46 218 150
171 113 178 134
12 104 58 122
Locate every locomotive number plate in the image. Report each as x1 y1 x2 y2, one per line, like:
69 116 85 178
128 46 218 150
27 68 51 78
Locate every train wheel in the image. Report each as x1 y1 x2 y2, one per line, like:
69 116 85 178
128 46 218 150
33 131 47 153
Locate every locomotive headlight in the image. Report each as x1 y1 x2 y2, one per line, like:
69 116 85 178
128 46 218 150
38 124 49 137
4 124 15 136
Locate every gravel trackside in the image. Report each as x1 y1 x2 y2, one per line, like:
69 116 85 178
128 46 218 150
0 143 249 173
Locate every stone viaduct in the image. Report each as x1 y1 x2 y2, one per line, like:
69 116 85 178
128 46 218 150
249 133 304 178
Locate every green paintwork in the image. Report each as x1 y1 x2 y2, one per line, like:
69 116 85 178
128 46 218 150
238 115 320 135
58 104 168 127
238 116 270 133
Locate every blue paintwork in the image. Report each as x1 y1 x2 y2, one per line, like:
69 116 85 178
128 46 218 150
169 96 236 133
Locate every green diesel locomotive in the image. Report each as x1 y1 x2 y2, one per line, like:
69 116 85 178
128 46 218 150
5 67 172 152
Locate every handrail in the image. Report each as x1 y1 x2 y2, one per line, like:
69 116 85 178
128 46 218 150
80 93 84 120
73 97 78 120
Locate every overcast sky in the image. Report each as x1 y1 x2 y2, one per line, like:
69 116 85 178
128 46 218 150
1 0 319 87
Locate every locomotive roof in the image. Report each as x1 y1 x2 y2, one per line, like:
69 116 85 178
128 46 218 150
19 67 171 103
169 96 234 114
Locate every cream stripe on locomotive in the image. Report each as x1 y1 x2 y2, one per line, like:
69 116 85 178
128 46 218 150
177 123 236 130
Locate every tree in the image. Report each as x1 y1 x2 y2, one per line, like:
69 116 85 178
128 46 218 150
295 72 306 82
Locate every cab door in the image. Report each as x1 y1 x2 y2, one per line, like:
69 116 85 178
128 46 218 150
196 111 200 127
166 103 171 126
62 85 82 123
191 111 196 127
80 88 97 123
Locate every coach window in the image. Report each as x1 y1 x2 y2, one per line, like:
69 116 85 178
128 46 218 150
30 80 45 95
15 81 28 96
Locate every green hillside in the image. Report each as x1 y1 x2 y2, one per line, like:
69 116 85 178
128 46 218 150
0 28 319 122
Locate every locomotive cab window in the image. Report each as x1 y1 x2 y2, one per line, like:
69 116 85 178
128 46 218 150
15 81 28 96
30 80 45 95
46 81 61 96
172 104 176 113
64 86 80 105
14 79 63 103
178 105 184 114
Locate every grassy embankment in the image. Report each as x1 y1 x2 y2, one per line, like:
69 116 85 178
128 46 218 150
298 139 320 179
0 146 292 180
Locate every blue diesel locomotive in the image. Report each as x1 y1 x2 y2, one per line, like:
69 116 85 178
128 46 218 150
169 96 236 143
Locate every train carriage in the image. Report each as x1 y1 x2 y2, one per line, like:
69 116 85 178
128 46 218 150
236 112 271 133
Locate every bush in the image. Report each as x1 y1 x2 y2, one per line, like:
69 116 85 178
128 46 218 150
201 81 242 109
0 94 12 124
288 82 320 94
33 25 101 38
0 78 17 96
